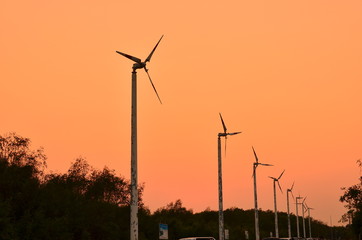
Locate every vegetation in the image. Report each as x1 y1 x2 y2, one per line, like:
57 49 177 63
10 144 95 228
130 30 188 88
0 133 135 239
0 133 351 240
340 160 362 239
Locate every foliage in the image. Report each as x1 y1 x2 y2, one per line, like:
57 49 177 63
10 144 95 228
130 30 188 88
144 200 345 240
340 160 362 239
0 132 46 176
0 132 144 240
152 199 195 239
0 133 352 240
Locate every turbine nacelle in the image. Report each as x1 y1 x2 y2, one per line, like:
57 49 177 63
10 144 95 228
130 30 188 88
133 62 146 70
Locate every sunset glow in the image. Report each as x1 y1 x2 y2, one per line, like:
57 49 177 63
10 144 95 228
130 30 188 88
1 0 361 226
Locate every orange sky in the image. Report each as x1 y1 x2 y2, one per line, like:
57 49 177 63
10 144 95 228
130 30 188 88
1 0 361 227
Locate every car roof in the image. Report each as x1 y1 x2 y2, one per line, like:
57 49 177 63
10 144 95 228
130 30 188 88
179 238 216 240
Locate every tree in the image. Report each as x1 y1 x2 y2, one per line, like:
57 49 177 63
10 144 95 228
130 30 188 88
340 160 362 239
0 132 46 176
44 157 144 207
153 200 195 240
87 166 132 206
0 132 46 239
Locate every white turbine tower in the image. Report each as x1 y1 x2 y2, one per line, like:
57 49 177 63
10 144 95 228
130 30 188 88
305 203 314 238
301 197 307 238
286 182 295 238
217 113 241 240
269 170 285 238
295 195 304 238
252 147 273 240
116 35 164 240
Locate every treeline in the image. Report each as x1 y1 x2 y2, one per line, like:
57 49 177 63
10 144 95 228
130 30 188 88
0 133 351 240
151 200 350 240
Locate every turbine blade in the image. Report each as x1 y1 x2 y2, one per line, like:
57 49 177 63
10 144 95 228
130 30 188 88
277 180 283 193
228 131 242 136
260 163 273 166
291 191 295 200
278 169 285 180
219 113 227 134
291 181 295 191
303 196 307 203
144 68 162 104
116 51 142 63
145 35 164 63
252 146 259 163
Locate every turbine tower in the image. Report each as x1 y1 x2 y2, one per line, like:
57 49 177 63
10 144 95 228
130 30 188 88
252 147 273 240
116 35 163 240
269 170 285 238
286 182 295 238
301 197 307 238
306 203 314 238
217 113 241 240
296 195 304 238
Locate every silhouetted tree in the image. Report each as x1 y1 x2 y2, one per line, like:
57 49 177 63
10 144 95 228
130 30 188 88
340 160 362 239
153 200 195 239
0 132 46 175
87 166 130 205
0 133 46 239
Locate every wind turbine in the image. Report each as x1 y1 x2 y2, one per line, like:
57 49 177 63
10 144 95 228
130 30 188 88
295 195 304 238
116 35 163 240
305 203 314 238
286 182 295 238
217 113 241 240
252 147 273 240
269 170 285 238
301 197 307 238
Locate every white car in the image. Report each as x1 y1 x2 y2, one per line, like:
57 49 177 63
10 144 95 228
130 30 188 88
179 238 216 240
